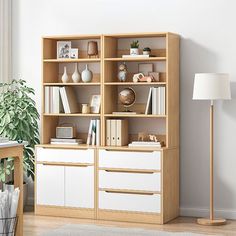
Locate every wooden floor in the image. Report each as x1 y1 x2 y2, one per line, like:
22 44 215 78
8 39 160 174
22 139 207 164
23 212 236 236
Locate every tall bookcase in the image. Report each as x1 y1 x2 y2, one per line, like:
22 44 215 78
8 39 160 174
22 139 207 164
37 32 179 224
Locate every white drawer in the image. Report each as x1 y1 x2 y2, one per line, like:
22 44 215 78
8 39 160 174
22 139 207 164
99 190 161 213
99 170 161 191
99 150 161 170
36 147 94 163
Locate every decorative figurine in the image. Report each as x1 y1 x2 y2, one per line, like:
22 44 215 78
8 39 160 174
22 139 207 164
118 63 127 82
143 47 151 55
72 63 81 83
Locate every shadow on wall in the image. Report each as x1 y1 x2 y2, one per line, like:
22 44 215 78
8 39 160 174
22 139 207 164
180 37 225 210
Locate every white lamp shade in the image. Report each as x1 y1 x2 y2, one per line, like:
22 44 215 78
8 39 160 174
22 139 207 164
193 73 231 100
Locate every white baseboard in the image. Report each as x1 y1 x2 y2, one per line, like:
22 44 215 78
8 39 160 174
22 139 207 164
180 207 236 220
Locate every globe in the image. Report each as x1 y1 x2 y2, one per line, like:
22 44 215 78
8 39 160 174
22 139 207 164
119 88 136 109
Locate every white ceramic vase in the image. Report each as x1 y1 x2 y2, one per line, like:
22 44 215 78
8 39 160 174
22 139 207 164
61 66 69 83
82 64 93 83
72 63 81 83
130 48 139 55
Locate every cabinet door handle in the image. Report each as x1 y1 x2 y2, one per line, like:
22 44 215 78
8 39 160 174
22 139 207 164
38 162 92 167
103 149 154 153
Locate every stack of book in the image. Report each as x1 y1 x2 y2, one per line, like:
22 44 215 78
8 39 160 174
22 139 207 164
50 138 83 145
0 137 9 143
122 55 150 58
87 119 100 146
145 87 166 115
106 119 128 146
128 141 163 148
45 86 79 114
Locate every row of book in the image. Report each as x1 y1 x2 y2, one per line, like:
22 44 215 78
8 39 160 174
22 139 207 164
145 87 166 115
45 86 79 114
106 119 128 146
87 119 100 146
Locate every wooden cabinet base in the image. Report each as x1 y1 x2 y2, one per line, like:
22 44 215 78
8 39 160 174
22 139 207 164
98 209 162 224
35 205 95 219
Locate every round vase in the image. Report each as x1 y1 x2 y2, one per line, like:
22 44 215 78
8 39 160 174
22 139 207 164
130 48 139 55
72 63 81 83
82 64 93 83
61 66 69 83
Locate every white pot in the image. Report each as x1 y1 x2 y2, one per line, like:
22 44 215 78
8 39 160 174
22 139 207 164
4 182 28 211
130 48 139 55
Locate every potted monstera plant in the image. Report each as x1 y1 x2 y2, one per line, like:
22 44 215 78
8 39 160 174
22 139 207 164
0 79 39 208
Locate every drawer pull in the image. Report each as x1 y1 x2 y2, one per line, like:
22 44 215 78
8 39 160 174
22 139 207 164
101 188 159 196
104 149 154 153
104 169 155 174
38 162 93 167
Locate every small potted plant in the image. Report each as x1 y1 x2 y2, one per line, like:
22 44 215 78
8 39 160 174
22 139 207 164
130 40 139 55
0 79 40 209
143 47 151 55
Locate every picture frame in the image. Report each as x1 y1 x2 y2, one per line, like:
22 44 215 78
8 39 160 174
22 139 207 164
138 63 153 76
57 41 71 59
90 95 101 114
70 48 79 59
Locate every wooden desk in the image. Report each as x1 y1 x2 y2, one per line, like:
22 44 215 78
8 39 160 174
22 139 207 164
0 142 24 236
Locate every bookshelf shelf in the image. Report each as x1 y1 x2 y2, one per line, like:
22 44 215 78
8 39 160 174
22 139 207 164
104 57 166 62
104 82 166 86
43 58 101 63
104 114 166 118
43 113 100 117
43 83 101 86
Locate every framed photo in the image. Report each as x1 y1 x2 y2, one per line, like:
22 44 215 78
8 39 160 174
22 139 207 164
90 95 101 114
70 48 79 59
57 41 71 59
138 63 153 76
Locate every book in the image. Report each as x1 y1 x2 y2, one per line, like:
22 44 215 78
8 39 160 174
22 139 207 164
59 87 79 113
91 120 96 145
44 87 50 113
106 119 111 146
130 141 161 145
87 120 93 145
122 55 150 58
50 142 80 145
128 143 161 148
52 87 63 113
145 87 153 114
96 120 100 146
110 119 116 146
116 119 128 146
112 111 137 115
50 138 83 143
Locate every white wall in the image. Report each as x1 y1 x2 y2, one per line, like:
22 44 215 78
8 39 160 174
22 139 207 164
12 0 236 219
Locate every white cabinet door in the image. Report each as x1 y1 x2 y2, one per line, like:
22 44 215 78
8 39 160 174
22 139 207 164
36 164 64 206
65 166 94 208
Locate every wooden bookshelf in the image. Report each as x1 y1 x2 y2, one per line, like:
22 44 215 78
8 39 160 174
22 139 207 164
38 32 179 225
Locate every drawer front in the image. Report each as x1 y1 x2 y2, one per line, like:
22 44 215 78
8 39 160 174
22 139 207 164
99 150 161 170
36 147 94 163
99 191 161 213
99 170 161 191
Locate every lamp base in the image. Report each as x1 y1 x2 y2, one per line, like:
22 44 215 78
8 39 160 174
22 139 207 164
197 218 227 226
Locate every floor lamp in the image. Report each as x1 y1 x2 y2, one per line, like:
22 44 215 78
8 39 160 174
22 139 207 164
193 73 231 226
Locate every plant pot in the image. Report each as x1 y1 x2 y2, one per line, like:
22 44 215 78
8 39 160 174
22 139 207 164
130 48 139 55
4 182 28 210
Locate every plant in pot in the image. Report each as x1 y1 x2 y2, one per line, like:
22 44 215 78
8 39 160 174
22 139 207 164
130 40 139 55
0 79 40 209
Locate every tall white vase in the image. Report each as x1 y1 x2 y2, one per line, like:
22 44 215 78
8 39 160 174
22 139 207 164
81 64 93 83
61 66 69 83
72 63 81 83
